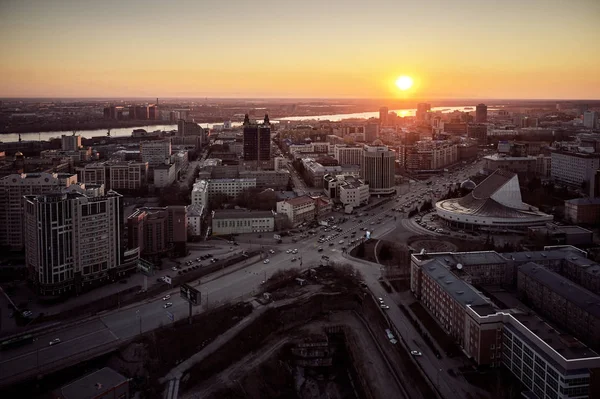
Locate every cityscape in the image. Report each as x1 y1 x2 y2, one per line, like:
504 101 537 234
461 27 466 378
0 1 599 399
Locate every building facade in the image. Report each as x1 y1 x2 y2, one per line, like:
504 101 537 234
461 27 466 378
127 206 187 259
0 172 78 249
564 198 600 225
140 139 172 167
360 143 395 195
186 204 204 237
211 210 275 235
551 150 600 187
243 114 271 161
333 145 363 166
153 163 176 188
24 189 136 296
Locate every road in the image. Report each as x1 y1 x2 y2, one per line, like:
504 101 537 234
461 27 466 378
0 160 486 397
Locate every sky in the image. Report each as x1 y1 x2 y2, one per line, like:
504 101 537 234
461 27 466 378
0 0 599 99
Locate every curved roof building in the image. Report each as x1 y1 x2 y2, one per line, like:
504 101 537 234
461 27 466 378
436 169 553 230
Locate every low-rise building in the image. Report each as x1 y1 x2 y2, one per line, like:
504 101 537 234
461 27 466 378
483 154 538 175
211 209 275 235
127 206 187 259
527 224 594 246
276 195 332 226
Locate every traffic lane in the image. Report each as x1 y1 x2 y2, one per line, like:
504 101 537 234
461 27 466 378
0 329 117 380
0 319 108 361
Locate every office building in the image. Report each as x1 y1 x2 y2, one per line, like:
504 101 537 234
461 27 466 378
333 145 363 166
52 367 129 399
583 111 597 129
379 107 388 125
276 195 331 226
475 103 488 123
211 209 275 235
239 170 290 190
366 123 379 142
361 142 395 195
140 139 172 167
61 134 82 151
483 154 538 175
436 169 553 231
323 174 369 207
416 103 431 121
302 159 342 188
24 189 137 296
177 119 206 143
467 124 488 143
243 114 271 161
550 150 600 187
0 172 78 249
443 122 468 136
153 163 176 188
191 178 257 208
127 206 187 259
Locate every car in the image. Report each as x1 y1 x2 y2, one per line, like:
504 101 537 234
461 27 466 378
292 249 298 254
286 249 292 254
263 259 270 264
49 338 61 346
317 247 323 252
291 257 297 262
329 242 334 246
164 302 173 308
171 267 178 271
163 295 171 300
380 304 390 309
269 249 275 254
410 350 422 356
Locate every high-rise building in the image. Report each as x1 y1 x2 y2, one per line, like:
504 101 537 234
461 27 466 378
61 134 82 151
583 111 598 129
416 103 431 121
23 189 136 296
333 145 363 166
360 142 395 195
140 139 172 167
0 172 78 249
134 105 149 120
243 114 271 161
148 104 159 120
365 123 379 142
177 120 206 143
379 107 389 125
475 103 488 123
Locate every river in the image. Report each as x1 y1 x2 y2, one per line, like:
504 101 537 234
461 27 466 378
0 105 483 143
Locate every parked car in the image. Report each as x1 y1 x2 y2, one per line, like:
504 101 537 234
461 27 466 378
410 350 422 356
263 259 270 264
163 295 170 301
49 338 61 346
164 302 173 309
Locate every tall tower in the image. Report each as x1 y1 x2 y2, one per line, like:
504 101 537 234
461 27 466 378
361 142 395 195
243 114 271 161
476 103 488 123
379 107 389 126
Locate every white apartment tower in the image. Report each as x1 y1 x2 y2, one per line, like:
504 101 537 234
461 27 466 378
140 139 172 167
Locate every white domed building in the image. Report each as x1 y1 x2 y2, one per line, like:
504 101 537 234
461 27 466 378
435 169 553 232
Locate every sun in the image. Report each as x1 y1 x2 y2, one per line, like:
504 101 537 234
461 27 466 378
395 76 413 91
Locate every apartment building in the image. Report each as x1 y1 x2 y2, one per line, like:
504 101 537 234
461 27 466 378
276 195 331 225
564 198 600 225
410 251 600 399
517 263 600 347
186 204 204 237
79 161 149 191
23 188 137 296
211 210 275 235
0 172 78 249
239 170 290 190
140 139 172 167
323 174 369 207
61 134 82 151
191 180 209 207
127 206 187 259
190 178 256 209
153 163 176 188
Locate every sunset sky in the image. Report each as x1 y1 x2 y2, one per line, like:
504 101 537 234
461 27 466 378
0 0 598 99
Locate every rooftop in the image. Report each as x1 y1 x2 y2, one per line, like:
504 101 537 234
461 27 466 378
212 209 274 219
519 262 600 319
58 367 128 399
281 195 314 206
565 197 600 206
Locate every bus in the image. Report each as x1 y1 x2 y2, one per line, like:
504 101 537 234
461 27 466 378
0 334 34 351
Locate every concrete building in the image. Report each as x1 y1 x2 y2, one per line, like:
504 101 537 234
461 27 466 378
211 209 275 235
302 159 342 188
186 204 204 237
379 106 388 125
153 163 176 188
323 174 369 207
410 251 600 399
0 172 78 249
583 111 598 129
140 139 172 167
191 178 256 208
360 142 395 195
177 119 206 142
127 206 187 259
61 134 82 151
483 154 538 175
24 189 137 296
239 170 290 190
274 157 287 171
52 367 129 399
191 180 209 208
527 224 594 246
243 114 271 161
564 197 600 225
436 169 553 231
551 150 600 187
79 161 149 191
333 145 363 166
276 195 331 226
517 263 600 347
475 103 488 123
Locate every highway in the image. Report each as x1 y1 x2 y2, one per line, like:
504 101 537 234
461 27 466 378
0 159 485 396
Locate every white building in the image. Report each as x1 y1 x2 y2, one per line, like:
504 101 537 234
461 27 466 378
274 156 287 171
211 210 275 235
361 142 395 195
333 145 363 166
0 172 78 249
186 204 204 236
339 177 370 207
550 150 600 187
276 196 315 225
171 150 189 172
583 111 597 129
191 180 209 207
140 139 172 166
61 134 82 151
153 163 177 188
23 189 135 296
191 178 256 208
